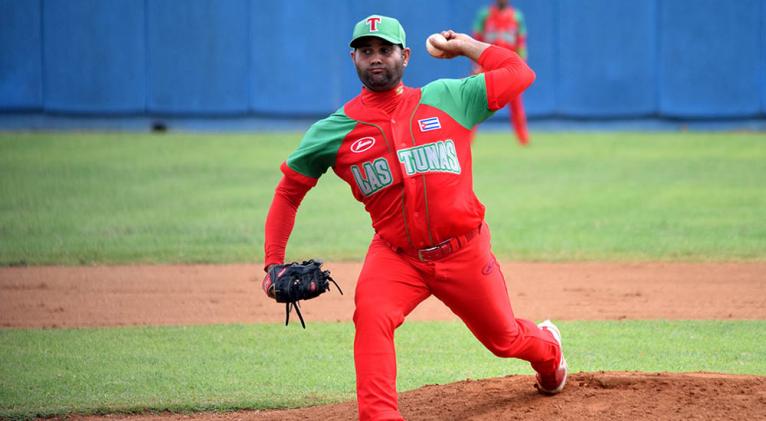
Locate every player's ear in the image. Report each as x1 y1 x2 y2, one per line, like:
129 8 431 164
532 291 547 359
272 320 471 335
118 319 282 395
402 47 411 67
351 49 363 67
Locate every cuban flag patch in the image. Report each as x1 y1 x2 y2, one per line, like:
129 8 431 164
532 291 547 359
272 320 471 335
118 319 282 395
418 117 441 132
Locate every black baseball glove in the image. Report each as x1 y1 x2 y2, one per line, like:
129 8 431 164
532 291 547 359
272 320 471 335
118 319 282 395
262 259 342 328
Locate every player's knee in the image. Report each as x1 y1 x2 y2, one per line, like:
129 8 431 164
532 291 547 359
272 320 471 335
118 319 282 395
353 304 404 333
486 340 520 358
482 329 522 357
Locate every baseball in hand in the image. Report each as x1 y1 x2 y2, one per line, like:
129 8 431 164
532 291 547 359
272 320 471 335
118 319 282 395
426 33 449 58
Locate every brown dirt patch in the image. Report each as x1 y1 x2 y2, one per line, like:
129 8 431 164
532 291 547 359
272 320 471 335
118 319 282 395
3 262 765 420
76 372 766 421
1 262 764 328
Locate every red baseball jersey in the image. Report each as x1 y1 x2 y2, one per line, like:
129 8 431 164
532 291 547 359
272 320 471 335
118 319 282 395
264 46 534 266
474 5 527 59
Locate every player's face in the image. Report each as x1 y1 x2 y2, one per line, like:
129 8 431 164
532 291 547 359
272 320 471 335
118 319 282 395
351 38 411 92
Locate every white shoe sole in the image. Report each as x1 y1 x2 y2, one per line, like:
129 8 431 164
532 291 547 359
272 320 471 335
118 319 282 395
536 319 568 395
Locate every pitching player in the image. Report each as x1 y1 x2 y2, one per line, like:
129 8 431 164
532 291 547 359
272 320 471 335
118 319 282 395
263 15 566 421
473 0 530 145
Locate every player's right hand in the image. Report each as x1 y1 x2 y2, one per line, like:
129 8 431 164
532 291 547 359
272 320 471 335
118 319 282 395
428 30 489 62
427 30 462 58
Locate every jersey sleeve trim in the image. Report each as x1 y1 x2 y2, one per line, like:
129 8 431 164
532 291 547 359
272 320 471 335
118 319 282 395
281 161 319 188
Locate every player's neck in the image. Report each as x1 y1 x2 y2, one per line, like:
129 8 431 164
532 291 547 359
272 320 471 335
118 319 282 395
361 82 405 115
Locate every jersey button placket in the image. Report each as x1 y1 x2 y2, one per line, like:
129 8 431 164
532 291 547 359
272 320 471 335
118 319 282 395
392 118 418 246
392 119 406 148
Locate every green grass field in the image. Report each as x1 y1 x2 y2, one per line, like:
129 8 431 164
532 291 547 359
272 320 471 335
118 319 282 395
1 321 764 418
1 131 765 418
1 132 765 264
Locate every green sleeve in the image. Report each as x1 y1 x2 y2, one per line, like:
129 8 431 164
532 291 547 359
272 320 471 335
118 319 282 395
286 108 356 179
516 10 526 38
515 9 527 60
473 6 489 34
420 76 495 130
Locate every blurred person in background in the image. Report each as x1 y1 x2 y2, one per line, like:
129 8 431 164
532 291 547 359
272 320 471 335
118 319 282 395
473 0 530 145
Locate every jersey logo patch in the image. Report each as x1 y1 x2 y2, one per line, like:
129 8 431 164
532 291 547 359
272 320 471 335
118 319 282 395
418 117 441 132
350 137 376 153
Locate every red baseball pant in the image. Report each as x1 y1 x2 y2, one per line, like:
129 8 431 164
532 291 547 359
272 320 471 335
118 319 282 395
353 223 561 421
509 94 529 145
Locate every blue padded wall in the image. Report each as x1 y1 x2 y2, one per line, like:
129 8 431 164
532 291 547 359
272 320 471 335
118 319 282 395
558 0 657 117
659 0 762 117
515 0 557 116
147 0 250 114
1 0 764 119
251 1 351 115
762 0 766 114
0 0 42 109
43 0 145 113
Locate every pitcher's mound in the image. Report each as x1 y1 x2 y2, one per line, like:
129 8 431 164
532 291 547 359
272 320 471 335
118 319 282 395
103 372 765 421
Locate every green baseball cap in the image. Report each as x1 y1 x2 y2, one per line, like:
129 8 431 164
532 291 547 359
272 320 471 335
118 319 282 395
349 15 407 48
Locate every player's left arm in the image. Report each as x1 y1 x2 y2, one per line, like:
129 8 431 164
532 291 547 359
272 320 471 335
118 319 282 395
263 164 316 272
263 112 348 272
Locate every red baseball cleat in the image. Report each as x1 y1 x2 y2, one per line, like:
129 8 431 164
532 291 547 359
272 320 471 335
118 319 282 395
535 320 568 395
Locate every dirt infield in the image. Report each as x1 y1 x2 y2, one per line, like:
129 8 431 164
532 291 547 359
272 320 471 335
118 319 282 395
2 262 765 328
2 262 765 420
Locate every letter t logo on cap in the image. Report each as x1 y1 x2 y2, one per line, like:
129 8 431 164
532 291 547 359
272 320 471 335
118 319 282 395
366 17 381 32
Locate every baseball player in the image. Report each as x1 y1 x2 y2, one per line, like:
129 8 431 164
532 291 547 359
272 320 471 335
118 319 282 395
263 15 566 421
473 0 530 145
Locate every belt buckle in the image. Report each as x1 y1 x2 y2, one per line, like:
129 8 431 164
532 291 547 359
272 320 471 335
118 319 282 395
417 240 452 262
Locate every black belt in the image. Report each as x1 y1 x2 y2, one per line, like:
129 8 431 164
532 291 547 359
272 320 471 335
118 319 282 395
386 224 482 262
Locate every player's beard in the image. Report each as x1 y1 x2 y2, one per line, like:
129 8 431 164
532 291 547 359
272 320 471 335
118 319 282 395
357 62 404 92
